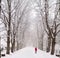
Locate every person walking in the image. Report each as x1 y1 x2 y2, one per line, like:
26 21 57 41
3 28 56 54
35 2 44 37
35 47 37 54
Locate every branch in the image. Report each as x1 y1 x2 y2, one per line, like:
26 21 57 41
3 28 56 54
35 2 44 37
16 0 29 31
56 23 60 29
11 0 26 13
1 9 8 23
11 0 29 38
56 30 60 35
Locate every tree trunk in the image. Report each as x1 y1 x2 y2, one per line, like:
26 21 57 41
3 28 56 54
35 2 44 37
46 36 51 52
44 0 51 52
6 0 11 54
51 38 55 55
0 37 1 58
6 30 10 54
0 0 1 58
11 39 15 53
16 41 19 50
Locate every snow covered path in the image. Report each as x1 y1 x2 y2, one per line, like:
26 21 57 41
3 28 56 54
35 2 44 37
2 47 59 58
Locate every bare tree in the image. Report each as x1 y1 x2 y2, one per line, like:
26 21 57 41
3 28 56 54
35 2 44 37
38 0 54 53
50 0 60 54
0 0 29 53
11 0 29 52
6 0 11 54
37 0 51 52
43 0 60 54
44 0 52 52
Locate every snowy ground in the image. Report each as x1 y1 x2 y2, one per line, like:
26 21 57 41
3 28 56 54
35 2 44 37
2 47 59 58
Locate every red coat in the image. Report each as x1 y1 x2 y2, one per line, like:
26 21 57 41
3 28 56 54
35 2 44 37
35 48 37 51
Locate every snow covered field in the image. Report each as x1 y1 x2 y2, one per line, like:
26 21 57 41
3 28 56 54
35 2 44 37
2 47 59 58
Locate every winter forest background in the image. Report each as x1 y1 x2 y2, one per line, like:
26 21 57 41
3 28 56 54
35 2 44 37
0 0 60 57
